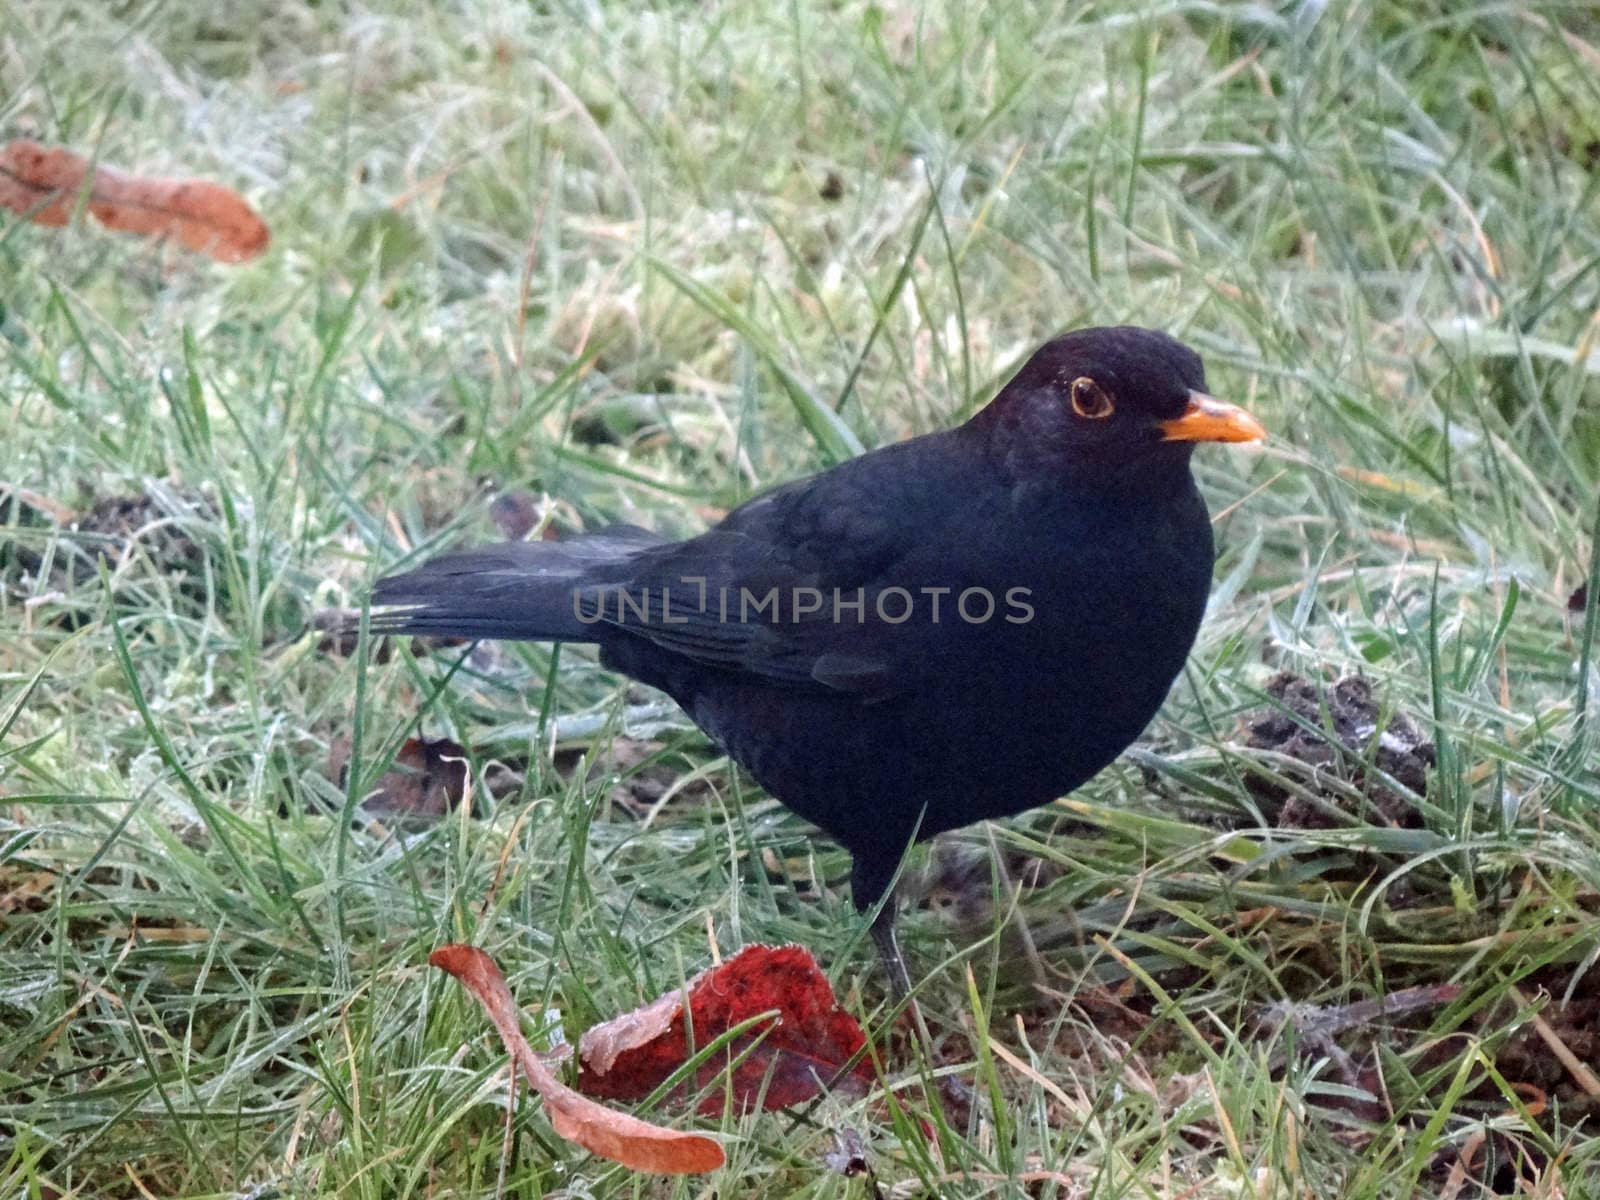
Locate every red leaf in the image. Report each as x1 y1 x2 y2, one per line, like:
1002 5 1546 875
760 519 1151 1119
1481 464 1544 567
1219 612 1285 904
578 943 875 1113
0 138 269 262
429 944 724 1175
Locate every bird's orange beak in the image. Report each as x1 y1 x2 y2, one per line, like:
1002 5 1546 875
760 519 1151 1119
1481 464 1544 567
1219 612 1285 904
1159 392 1266 444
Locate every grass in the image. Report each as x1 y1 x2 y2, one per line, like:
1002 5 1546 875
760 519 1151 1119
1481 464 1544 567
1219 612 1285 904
2 0 1599 1196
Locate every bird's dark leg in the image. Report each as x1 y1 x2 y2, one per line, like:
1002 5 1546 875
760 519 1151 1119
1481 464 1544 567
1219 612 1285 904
852 853 924 1028
850 855 905 994
859 872 935 1057
854 853 964 1115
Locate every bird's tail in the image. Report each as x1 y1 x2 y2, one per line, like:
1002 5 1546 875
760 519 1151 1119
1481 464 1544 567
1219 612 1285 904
367 524 663 642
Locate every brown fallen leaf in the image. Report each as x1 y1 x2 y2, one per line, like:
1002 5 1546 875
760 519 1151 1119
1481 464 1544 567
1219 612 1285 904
0 138 269 263
429 944 725 1175
489 489 545 541
327 736 470 821
578 943 875 1113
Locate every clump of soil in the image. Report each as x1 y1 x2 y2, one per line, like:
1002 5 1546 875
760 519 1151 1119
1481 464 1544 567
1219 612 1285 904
1 487 215 620
908 840 1064 927
1243 672 1434 828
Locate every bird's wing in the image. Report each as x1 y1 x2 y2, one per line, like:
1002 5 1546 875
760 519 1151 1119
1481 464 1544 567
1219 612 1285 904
599 436 988 699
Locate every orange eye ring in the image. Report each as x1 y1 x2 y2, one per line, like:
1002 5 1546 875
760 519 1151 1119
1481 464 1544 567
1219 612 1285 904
1070 376 1114 419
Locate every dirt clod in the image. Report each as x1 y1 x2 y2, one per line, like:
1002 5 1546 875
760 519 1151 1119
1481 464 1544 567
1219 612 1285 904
1243 672 1433 828
909 841 1063 927
2 488 212 588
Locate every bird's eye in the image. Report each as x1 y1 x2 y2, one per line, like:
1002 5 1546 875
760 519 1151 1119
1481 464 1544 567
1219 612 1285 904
1069 376 1114 419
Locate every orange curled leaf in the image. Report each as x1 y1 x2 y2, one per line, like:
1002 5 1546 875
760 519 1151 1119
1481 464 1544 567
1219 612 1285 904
579 943 875 1113
428 944 724 1176
0 138 269 263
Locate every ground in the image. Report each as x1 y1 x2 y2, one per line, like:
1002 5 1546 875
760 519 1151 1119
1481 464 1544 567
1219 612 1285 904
2 1 1599 1197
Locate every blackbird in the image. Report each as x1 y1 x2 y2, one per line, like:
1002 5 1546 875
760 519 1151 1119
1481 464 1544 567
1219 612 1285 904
370 326 1264 994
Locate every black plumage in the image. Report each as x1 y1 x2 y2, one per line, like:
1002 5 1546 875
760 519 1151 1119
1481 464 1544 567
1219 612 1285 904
370 326 1264 992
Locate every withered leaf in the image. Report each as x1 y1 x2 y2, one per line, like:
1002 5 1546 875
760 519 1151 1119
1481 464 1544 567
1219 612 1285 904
430 944 725 1175
489 490 543 541
327 735 470 822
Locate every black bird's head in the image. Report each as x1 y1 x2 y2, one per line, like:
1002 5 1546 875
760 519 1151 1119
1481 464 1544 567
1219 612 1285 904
972 326 1264 479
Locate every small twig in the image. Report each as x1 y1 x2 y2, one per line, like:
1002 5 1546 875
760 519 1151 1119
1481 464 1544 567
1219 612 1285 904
1211 468 1286 526
0 483 76 523
1260 983 1462 1072
1508 984 1600 1098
